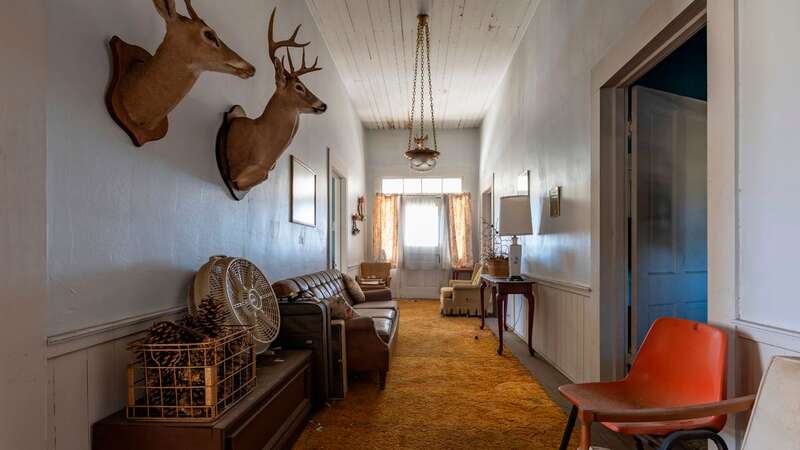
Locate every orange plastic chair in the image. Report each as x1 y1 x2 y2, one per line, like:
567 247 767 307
558 317 753 450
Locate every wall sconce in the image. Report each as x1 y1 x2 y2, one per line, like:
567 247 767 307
549 186 561 217
352 196 366 235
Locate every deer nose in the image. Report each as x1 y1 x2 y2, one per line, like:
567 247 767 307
228 60 256 79
239 63 256 79
314 102 327 114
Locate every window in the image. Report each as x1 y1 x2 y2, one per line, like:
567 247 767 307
404 201 440 248
403 178 422 194
442 178 462 193
421 178 442 194
382 177 462 195
402 196 444 270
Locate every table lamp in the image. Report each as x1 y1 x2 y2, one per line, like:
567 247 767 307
499 195 533 281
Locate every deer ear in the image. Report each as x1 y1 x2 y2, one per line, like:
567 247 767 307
274 57 287 87
152 0 178 22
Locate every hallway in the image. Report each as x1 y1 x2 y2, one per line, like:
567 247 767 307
294 300 576 449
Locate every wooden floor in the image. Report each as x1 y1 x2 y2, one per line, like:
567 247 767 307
485 318 637 450
486 317 709 450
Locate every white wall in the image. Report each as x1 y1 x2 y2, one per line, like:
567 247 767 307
42 0 365 448
737 0 800 332
733 0 800 442
0 2 47 449
364 128 481 296
479 0 655 382
46 0 365 337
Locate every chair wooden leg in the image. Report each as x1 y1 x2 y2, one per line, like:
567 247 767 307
559 406 577 450
578 410 593 450
378 370 387 390
579 421 591 450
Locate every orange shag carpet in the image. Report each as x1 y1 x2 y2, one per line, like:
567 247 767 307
293 299 578 449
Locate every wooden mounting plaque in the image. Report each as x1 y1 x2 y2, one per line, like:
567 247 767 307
106 36 168 147
216 105 252 201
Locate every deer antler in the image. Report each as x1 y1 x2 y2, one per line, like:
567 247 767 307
183 0 199 20
287 48 322 77
268 8 309 64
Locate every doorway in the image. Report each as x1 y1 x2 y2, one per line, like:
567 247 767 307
329 170 346 272
627 28 708 358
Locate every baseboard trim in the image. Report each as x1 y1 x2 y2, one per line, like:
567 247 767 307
47 305 187 359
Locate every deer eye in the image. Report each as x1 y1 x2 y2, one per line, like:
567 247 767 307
203 30 220 47
295 84 305 93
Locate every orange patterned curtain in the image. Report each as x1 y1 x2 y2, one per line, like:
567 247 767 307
447 193 473 268
372 194 401 267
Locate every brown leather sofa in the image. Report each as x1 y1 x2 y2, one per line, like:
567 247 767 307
272 270 398 389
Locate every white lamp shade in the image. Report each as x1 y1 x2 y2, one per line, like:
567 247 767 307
499 195 533 236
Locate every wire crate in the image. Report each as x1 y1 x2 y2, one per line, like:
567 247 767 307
126 325 256 422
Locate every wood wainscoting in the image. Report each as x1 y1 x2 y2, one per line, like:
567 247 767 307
734 321 800 446
503 276 593 383
46 306 185 450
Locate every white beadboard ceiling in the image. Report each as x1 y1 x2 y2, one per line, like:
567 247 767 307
306 0 539 129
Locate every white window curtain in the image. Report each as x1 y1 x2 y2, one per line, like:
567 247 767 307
399 195 450 270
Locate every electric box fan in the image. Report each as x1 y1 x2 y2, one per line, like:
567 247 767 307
190 256 280 354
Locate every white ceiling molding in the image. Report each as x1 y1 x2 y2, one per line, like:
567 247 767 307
306 0 540 129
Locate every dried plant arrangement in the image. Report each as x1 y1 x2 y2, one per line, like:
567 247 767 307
126 297 255 422
481 219 511 277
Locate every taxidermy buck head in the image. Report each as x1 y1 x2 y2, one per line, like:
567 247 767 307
107 0 255 146
216 8 327 200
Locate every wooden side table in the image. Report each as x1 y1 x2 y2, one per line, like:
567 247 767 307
479 274 536 356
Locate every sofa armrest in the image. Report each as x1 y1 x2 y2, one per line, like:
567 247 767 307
363 288 392 303
452 284 479 291
344 316 390 372
449 280 473 288
345 316 376 332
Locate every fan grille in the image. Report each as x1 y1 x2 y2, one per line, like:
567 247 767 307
194 256 280 354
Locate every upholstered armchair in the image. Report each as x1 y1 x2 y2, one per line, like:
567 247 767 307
357 262 392 290
440 263 483 316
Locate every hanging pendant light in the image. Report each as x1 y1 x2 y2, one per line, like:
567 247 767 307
404 14 440 172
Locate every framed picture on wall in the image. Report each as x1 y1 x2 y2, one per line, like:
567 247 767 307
291 155 317 227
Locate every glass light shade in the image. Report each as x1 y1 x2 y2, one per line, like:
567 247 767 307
405 146 440 173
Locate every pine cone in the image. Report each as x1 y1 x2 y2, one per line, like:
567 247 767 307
192 296 229 338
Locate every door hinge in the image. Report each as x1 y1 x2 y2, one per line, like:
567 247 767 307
625 351 634 366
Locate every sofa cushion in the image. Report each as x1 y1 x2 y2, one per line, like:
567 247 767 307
355 308 396 321
326 295 360 320
363 288 393 303
372 318 393 343
353 300 398 310
342 273 366 304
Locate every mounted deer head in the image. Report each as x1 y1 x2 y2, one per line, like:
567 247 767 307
106 0 256 146
215 8 327 200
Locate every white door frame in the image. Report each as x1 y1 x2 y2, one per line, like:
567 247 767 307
590 0 737 401
327 148 349 273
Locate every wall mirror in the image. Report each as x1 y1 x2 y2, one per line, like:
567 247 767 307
291 156 317 227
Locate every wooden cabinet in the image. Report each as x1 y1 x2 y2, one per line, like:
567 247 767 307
92 350 312 450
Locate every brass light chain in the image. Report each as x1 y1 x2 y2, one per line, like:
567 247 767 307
419 16 425 139
407 14 438 154
423 17 438 153
408 17 423 152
